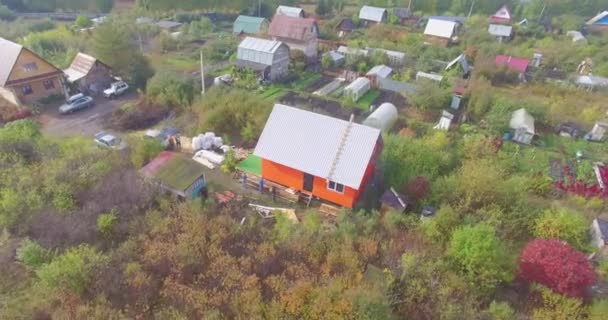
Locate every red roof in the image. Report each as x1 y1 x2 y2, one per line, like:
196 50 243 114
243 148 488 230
495 55 529 73
269 15 317 42
489 5 512 23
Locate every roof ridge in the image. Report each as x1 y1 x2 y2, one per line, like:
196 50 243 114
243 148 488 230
327 114 355 181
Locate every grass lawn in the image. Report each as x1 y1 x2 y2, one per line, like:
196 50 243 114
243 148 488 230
292 73 322 91
236 154 262 175
356 90 381 110
260 87 286 100
148 53 199 73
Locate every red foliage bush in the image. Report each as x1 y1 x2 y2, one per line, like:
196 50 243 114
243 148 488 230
405 176 430 201
110 99 169 130
518 239 596 298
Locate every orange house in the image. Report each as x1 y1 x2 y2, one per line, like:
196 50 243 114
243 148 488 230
0 37 66 107
254 104 383 208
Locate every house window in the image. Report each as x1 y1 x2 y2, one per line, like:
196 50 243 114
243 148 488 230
327 181 344 193
23 62 38 72
43 79 55 90
21 84 33 95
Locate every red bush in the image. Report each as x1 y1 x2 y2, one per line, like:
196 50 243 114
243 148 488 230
405 176 430 201
518 239 596 298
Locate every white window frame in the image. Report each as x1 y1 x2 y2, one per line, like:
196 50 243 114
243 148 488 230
327 180 345 194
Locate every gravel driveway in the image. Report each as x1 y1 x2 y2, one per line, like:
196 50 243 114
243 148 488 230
38 93 136 137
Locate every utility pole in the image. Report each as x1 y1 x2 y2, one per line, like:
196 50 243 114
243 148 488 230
539 2 547 21
408 0 412 11
467 0 477 18
258 0 262 17
200 50 205 95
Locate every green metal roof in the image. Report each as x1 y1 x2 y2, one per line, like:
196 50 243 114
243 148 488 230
140 152 206 192
233 15 267 34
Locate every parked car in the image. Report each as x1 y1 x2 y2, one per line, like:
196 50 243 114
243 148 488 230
94 131 127 150
59 95 94 114
103 81 129 99
145 127 180 148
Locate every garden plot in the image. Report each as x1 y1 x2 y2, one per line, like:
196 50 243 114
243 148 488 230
313 78 345 96
279 91 364 121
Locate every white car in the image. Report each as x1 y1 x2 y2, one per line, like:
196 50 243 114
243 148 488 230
94 131 127 150
103 81 129 99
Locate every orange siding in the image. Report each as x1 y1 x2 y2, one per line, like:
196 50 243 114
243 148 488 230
312 175 358 208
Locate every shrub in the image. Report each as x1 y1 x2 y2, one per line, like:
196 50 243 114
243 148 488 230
97 210 118 236
131 137 164 168
0 5 16 21
110 100 169 130
16 239 53 269
532 209 588 251
75 15 93 29
519 239 596 298
146 73 197 108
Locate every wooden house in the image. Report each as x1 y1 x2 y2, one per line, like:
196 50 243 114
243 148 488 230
63 52 113 95
424 19 458 46
0 37 65 106
269 15 318 59
235 37 289 82
495 55 530 79
488 24 513 42
393 8 414 25
509 108 535 144
139 151 207 199
254 104 383 208
359 6 387 26
591 218 608 254
336 17 356 37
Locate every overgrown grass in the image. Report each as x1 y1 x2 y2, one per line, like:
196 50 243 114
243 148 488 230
356 90 381 110
292 73 322 91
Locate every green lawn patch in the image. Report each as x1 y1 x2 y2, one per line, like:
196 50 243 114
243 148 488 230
292 73 322 91
356 90 381 110
237 154 261 175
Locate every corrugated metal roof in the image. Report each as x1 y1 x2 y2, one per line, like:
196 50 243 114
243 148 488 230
345 77 371 92
337 46 369 57
488 24 513 37
254 104 381 189
276 5 304 18
445 53 470 73
495 55 529 73
0 37 23 87
587 10 608 25
567 30 587 43
237 37 285 66
269 15 317 41
233 15 267 34
155 21 182 29
63 52 100 83
366 65 392 78
416 71 443 82
359 5 387 22
424 19 457 38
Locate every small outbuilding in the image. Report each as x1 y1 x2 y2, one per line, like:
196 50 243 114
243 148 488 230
344 77 371 102
567 30 587 44
416 71 443 83
63 52 113 95
488 24 513 42
233 15 268 35
433 110 454 131
575 75 608 91
393 8 413 25
359 6 387 26
276 5 305 18
424 18 458 46
368 48 406 66
336 18 356 37
590 218 608 252
380 187 409 213
556 122 585 138
509 108 535 144
324 50 345 66
586 122 608 142
366 64 392 87
363 102 398 133
235 37 290 82
139 151 207 199
445 53 471 76
268 15 318 59
495 55 529 77
154 20 183 32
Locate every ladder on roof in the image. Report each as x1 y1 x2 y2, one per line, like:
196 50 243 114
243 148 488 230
327 114 354 182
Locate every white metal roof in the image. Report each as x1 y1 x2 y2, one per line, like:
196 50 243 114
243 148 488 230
254 104 381 189
276 5 304 17
424 19 457 39
363 103 398 132
0 37 23 87
510 108 535 134
445 53 471 74
345 77 371 92
337 46 369 57
237 37 285 66
587 11 608 25
567 30 587 43
488 24 513 37
359 5 386 22
416 71 443 82
366 65 392 78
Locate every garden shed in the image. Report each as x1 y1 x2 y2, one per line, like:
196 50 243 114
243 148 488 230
434 110 454 131
63 52 113 95
139 151 207 199
586 11 608 31
336 18 356 37
344 77 371 102
424 18 458 46
359 6 387 26
586 122 608 141
509 108 535 144
380 187 409 213
590 218 608 252
416 71 443 83
363 102 398 133
276 5 304 18
269 15 318 59
489 5 512 24
233 15 268 35
488 24 513 42
445 53 471 76
567 30 587 44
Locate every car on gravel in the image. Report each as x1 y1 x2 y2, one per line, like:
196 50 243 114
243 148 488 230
94 131 127 150
59 95 94 114
103 81 129 99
